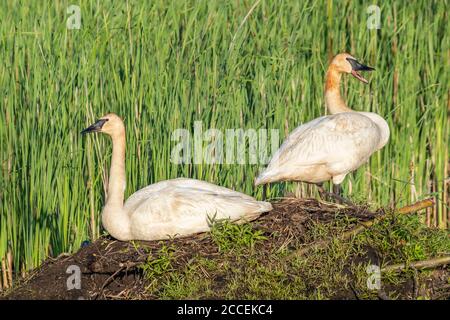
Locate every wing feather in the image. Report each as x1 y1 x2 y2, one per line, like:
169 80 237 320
258 113 381 182
123 178 272 239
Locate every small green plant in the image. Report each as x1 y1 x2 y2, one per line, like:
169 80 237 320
210 219 267 252
139 244 175 279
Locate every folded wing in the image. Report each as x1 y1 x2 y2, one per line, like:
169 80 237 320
124 178 272 240
256 113 381 184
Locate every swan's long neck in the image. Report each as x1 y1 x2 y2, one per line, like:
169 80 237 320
102 131 131 241
107 133 126 206
325 67 353 114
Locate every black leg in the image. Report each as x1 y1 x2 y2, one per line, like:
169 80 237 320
316 183 326 200
262 184 267 201
330 184 355 206
317 183 355 207
333 184 342 197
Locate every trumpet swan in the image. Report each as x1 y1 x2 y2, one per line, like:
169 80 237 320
255 53 389 201
82 113 272 241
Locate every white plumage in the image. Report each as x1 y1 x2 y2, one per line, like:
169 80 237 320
255 112 389 185
124 178 271 240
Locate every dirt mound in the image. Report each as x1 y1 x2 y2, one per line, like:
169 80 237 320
3 198 447 300
2 198 378 300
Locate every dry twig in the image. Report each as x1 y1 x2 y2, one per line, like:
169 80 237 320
381 256 450 273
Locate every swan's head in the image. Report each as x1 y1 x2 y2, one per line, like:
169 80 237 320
81 113 124 137
330 53 375 84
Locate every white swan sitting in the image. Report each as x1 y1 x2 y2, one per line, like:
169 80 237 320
255 53 390 200
82 113 272 241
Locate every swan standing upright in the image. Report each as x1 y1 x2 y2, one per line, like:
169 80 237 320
82 113 272 241
255 53 390 200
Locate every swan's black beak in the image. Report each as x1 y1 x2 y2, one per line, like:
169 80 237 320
81 119 108 134
346 58 375 84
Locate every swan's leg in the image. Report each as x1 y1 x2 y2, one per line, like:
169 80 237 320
330 184 356 206
317 183 355 207
317 183 336 202
329 174 356 206
316 183 328 200
333 184 342 196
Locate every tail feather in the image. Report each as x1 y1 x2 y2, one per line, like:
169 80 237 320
254 172 272 186
256 200 272 212
236 201 273 224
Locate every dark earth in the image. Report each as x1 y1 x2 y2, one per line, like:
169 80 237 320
2 198 449 300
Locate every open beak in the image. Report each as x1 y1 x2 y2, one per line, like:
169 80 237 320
346 58 375 84
81 119 108 134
